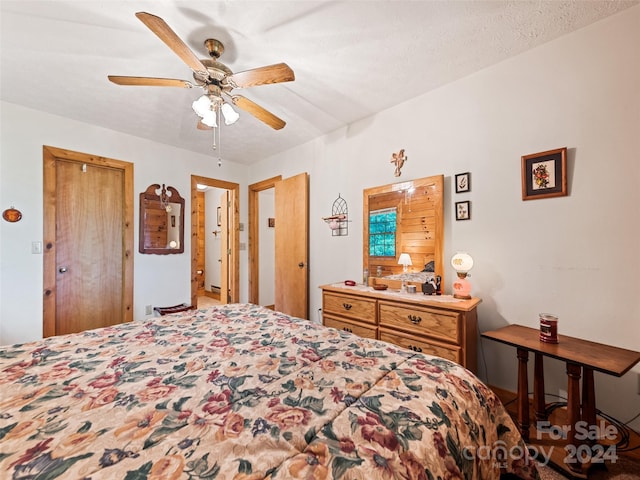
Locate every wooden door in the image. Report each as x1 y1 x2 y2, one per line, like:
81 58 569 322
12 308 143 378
274 173 309 318
196 191 206 296
43 146 133 337
227 187 238 303
219 191 229 304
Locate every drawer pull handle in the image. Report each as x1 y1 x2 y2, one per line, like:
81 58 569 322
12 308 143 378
343 303 352 310
343 327 353 333
407 345 423 353
408 315 422 324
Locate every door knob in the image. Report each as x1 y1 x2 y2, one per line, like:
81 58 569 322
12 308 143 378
298 262 305 268
58 266 68 273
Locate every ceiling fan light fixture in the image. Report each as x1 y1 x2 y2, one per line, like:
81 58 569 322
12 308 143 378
108 13 295 132
221 103 240 125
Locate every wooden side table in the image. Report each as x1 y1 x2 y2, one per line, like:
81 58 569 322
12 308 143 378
482 324 640 478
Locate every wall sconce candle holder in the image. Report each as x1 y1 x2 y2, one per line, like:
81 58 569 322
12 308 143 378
322 194 349 236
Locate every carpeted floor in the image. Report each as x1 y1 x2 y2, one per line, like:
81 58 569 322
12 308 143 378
536 455 640 479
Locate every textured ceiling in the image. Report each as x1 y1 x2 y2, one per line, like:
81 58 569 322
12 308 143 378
1 1 637 165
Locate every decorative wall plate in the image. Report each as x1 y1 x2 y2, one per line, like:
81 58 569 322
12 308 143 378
2 207 22 223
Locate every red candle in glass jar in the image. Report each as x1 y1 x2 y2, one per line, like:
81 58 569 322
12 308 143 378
539 313 558 343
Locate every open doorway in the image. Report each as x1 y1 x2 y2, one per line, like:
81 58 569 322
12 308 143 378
249 176 281 307
190 175 240 308
249 173 309 319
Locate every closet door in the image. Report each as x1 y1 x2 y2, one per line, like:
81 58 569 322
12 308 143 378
43 146 133 337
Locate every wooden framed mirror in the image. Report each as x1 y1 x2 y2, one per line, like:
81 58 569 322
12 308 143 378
139 184 185 254
363 174 444 287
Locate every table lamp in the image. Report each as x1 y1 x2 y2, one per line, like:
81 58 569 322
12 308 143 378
451 252 473 299
398 253 412 292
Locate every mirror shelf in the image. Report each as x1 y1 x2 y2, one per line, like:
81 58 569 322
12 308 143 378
363 174 444 289
139 184 185 255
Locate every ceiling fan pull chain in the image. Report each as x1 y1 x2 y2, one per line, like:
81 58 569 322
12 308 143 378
216 109 222 167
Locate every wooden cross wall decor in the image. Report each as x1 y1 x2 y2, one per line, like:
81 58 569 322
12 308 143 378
390 149 407 177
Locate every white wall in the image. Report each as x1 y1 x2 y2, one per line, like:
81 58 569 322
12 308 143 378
249 8 640 428
258 189 275 306
0 103 249 345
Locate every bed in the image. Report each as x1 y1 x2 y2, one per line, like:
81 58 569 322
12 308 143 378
0 303 539 479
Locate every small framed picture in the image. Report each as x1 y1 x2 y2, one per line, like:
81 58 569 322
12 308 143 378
455 201 471 221
521 147 567 200
455 172 471 193
268 217 275 228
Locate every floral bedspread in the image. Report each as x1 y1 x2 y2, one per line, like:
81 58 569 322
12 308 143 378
0 304 538 479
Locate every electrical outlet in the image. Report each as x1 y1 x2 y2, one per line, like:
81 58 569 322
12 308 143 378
145 305 153 315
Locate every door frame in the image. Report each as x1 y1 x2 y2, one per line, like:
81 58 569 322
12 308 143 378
190 175 240 307
248 176 282 304
42 146 134 337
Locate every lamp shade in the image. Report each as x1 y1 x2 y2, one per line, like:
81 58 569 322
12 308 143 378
398 253 412 267
192 95 212 117
221 103 240 125
200 109 217 128
451 252 473 273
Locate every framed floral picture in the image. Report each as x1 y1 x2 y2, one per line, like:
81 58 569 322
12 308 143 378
455 201 471 221
455 172 470 193
521 147 567 200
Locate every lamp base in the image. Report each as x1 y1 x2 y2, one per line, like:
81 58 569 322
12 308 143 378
452 272 472 299
453 293 471 300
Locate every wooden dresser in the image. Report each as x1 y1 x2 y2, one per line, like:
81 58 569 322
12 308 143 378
320 283 481 373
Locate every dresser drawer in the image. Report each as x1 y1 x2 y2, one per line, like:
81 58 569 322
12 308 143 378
378 302 460 344
379 328 461 364
323 293 376 325
324 315 377 340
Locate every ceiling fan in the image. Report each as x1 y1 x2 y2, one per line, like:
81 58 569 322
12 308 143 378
108 12 295 130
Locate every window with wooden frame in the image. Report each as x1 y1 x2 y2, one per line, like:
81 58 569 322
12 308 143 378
369 207 397 257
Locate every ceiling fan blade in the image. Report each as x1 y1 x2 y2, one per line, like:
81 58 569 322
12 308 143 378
231 95 286 130
108 76 194 88
226 63 295 89
197 120 213 130
135 12 208 77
